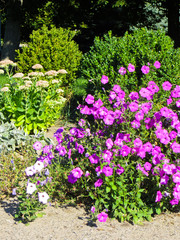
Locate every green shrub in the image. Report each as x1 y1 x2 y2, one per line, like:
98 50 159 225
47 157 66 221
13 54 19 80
78 28 180 96
16 25 82 85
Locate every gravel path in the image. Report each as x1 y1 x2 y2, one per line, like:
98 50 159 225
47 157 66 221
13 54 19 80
0 198 180 240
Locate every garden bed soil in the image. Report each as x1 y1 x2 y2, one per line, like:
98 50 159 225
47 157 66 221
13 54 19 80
0 197 180 240
1 120 180 240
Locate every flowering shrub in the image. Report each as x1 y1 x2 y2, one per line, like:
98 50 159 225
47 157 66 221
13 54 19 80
16 62 180 224
0 64 67 134
78 28 179 99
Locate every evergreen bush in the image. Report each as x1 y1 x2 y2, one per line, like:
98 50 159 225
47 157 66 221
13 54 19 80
16 25 82 85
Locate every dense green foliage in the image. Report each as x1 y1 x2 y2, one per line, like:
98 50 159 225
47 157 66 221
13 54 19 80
78 28 179 97
16 25 82 85
0 69 67 134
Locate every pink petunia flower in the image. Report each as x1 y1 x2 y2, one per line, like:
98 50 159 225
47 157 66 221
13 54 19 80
141 65 150 74
155 190 162 202
154 61 161 69
71 167 83 178
97 212 108 222
89 154 99 164
33 141 42 151
129 91 139 100
128 63 135 72
118 67 126 75
102 166 113 177
101 75 109 84
94 178 103 188
162 81 172 91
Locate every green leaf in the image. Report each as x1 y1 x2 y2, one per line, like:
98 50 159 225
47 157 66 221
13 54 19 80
36 212 46 218
15 119 25 126
17 115 25 122
106 186 111 193
156 208 161 215
112 184 117 191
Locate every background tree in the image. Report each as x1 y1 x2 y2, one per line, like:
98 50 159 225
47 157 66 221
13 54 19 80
0 0 179 61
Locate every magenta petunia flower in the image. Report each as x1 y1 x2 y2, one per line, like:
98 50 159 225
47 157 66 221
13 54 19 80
58 146 67 156
103 114 114 125
155 190 162 202
71 167 83 178
91 206 95 213
113 84 121 93
160 175 169 185
33 141 42 151
89 154 99 164
172 172 180 184
102 150 113 163
78 144 85 154
93 99 103 108
162 81 172 91
118 67 126 75
101 75 109 84
106 138 114 149
94 178 103 188
131 119 141 129
139 87 152 99
120 145 131 156
68 173 77 184
167 96 173 105
80 105 91 115
97 212 108 222
169 131 177 141
134 138 143 148
85 94 95 104
135 110 144 121
116 165 124 175
154 61 161 69
163 164 177 175
144 162 152 171
176 99 180 108
170 198 179 205
141 65 150 74
171 141 180 153
128 63 135 72
78 118 86 127
128 102 139 112
129 91 139 100
143 142 153 153
102 166 113 177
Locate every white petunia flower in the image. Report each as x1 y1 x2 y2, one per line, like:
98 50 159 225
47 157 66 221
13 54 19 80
38 192 49 204
33 161 44 173
26 182 37 194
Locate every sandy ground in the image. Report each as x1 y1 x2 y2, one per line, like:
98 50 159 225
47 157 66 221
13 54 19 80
0 198 180 240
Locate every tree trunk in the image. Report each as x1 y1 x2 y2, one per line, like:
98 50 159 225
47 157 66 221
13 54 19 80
1 0 22 61
167 0 179 48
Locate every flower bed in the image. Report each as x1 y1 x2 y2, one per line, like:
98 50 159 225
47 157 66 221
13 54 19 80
11 61 180 224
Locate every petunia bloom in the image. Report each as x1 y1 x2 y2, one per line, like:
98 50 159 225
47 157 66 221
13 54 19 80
33 141 42 151
97 212 108 222
118 67 126 75
155 190 162 202
38 192 49 204
26 182 37 195
154 61 161 69
127 63 135 72
101 75 109 84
